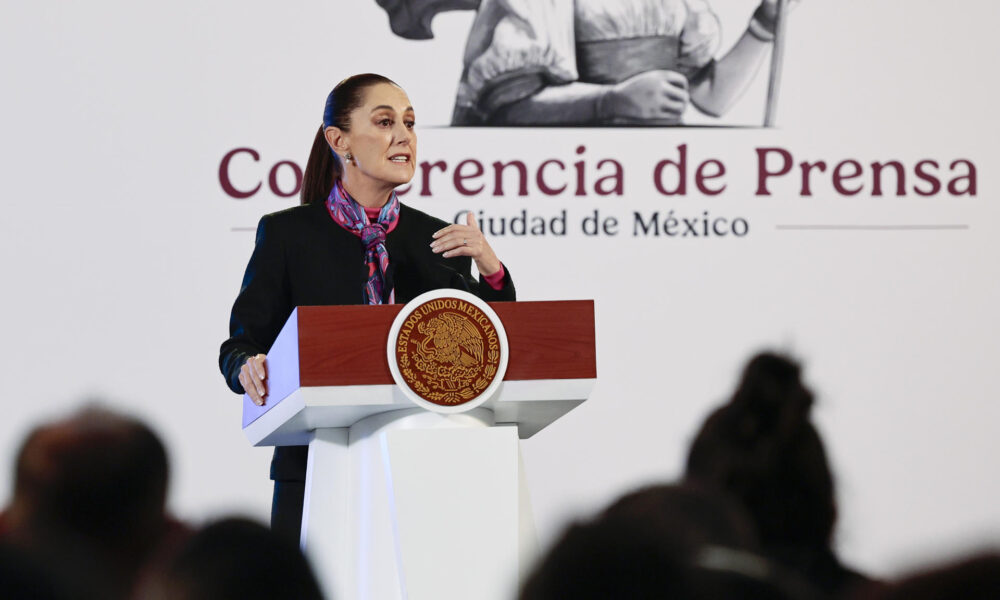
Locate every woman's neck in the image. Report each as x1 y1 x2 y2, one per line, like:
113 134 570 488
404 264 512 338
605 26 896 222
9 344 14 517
340 172 393 208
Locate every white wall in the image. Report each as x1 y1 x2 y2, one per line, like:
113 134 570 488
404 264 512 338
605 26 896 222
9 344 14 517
1 0 997 578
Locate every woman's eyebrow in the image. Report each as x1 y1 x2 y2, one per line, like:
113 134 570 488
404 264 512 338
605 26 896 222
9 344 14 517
369 105 414 113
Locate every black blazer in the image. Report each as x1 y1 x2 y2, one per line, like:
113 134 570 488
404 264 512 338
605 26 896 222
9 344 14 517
219 200 515 479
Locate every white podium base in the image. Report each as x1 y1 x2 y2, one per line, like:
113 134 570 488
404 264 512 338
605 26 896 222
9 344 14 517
300 408 537 600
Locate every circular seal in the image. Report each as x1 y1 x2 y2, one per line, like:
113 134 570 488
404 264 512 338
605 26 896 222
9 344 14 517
387 289 508 414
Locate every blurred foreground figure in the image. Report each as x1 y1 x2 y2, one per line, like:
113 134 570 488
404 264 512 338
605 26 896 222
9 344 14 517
0 542 80 600
873 552 1000 600
0 405 180 599
685 352 877 597
520 483 817 600
142 517 325 600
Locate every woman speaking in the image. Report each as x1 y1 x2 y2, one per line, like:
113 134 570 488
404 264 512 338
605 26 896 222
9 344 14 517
219 73 515 539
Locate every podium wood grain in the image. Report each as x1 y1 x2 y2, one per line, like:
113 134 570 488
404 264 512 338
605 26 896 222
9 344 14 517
295 300 596 386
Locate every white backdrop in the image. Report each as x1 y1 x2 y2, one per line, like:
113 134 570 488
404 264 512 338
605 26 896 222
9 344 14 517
2 0 998 578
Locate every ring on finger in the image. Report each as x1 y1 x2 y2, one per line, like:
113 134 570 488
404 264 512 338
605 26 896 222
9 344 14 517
463 238 468 245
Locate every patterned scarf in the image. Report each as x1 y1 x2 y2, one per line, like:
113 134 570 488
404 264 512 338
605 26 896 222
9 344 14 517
326 179 401 304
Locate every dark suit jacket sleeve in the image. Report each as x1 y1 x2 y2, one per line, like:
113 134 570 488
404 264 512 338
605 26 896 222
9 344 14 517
432 255 516 303
219 214 293 394
476 264 515 302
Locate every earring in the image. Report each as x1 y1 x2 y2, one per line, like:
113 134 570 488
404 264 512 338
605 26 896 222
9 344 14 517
344 151 353 164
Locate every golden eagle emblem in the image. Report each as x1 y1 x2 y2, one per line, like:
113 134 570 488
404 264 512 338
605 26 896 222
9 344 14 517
394 298 503 406
417 312 484 367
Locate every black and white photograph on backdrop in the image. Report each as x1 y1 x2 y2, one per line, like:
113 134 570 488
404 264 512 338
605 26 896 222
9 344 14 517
378 0 799 126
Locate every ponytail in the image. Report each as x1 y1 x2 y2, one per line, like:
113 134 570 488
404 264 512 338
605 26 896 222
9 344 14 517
300 126 341 205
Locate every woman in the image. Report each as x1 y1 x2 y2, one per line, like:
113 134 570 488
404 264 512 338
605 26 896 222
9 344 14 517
452 0 797 125
219 73 515 539
684 352 875 597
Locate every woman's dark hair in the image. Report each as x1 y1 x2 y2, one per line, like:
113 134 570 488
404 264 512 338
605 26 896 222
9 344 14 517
300 73 399 205
685 353 836 550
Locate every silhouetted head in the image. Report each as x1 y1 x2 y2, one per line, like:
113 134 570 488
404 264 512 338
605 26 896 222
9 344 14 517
4 404 171 599
685 352 836 550
601 482 758 554
10 405 169 546
146 517 324 600
519 510 690 600
520 483 814 600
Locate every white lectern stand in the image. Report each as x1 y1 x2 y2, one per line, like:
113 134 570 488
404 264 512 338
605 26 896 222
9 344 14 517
242 301 596 600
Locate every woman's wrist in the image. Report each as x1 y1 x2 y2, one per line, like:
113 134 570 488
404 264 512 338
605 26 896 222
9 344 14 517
475 256 502 277
482 264 506 290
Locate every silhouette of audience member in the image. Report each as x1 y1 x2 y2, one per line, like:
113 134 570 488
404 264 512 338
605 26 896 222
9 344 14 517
0 405 176 599
685 352 874 597
873 552 1000 600
519 483 816 600
142 517 325 600
0 542 82 600
601 482 757 554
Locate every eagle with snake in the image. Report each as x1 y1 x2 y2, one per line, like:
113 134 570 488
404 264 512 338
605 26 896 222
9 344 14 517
416 312 484 368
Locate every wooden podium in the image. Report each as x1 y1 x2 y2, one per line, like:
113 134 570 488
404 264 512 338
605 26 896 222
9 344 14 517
242 300 596 600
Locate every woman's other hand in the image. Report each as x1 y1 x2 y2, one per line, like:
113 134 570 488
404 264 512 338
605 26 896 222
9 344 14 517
431 212 502 276
601 70 690 125
239 353 268 406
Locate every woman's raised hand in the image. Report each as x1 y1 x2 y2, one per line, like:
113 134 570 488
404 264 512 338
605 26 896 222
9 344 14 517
431 211 502 277
239 353 268 406
601 70 690 125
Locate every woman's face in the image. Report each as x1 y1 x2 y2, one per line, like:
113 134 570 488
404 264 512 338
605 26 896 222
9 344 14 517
342 82 417 187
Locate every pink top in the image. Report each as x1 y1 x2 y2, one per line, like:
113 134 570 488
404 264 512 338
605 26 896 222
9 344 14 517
364 206 506 291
